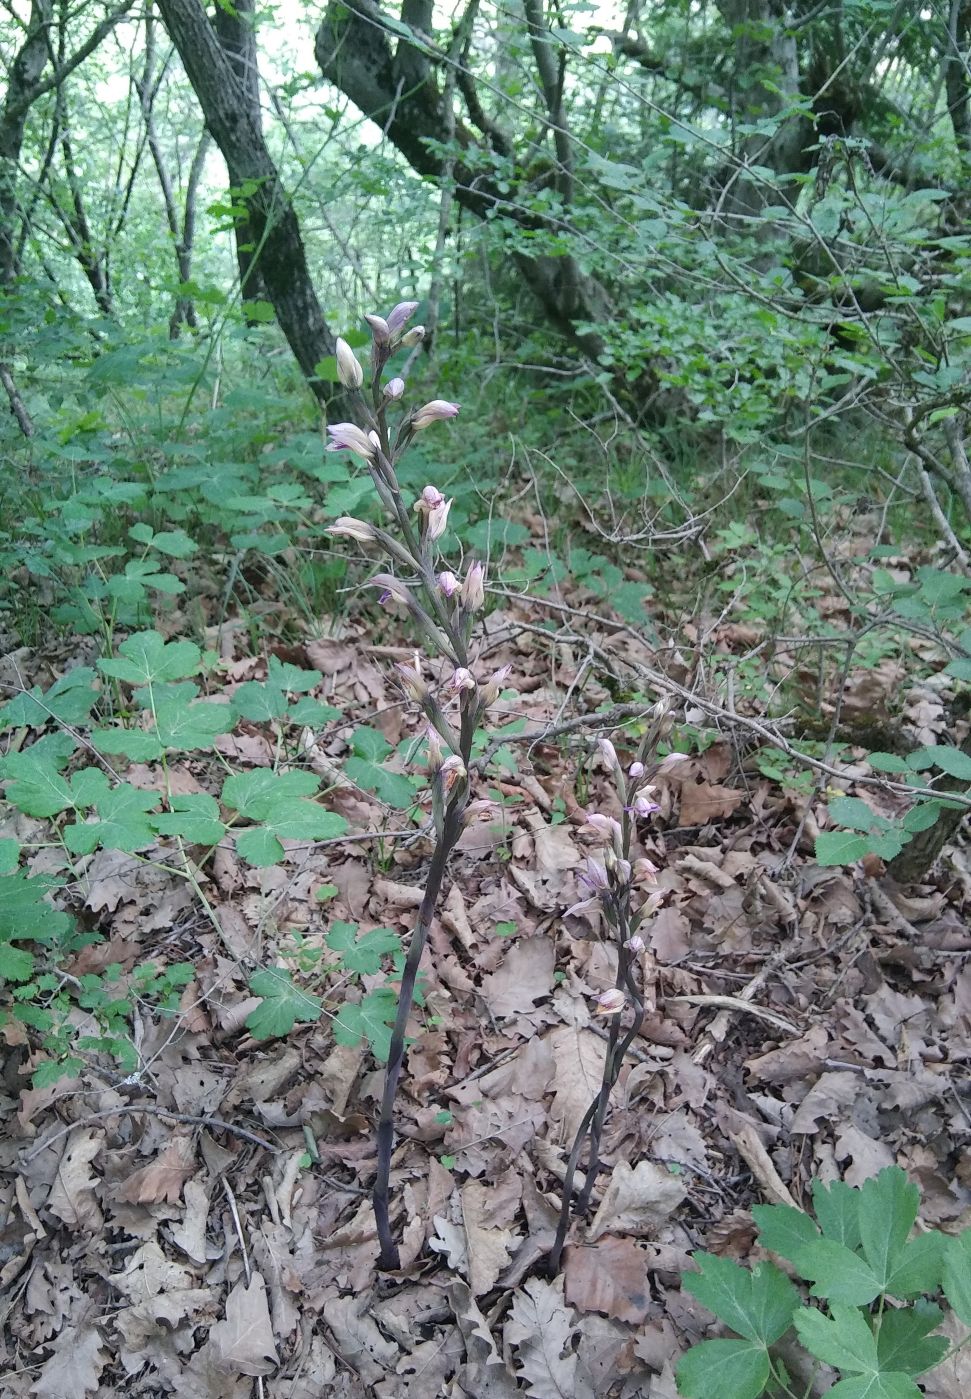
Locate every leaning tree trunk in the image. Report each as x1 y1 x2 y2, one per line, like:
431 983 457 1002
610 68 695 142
212 0 268 314
314 0 610 362
156 0 348 410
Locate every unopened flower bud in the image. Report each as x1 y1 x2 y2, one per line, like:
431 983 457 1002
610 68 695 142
598 737 618 769
412 399 459 431
479 664 512 707
364 313 391 345
633 858 659 883
449 667 476 694
395 662 429 702
595 988 627 1016
614 858 632 885
326 516 376 543
425 726 443 772
629 761 645 780
386 300 419 335
624 934 646 953
384 376 405 401
460 562 485 613
438 570 460 598
334 337 363 390
400 325 425 348
326 423 376 460
579 858 609 892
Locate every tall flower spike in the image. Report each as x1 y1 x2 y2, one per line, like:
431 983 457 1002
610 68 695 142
335 338 363 390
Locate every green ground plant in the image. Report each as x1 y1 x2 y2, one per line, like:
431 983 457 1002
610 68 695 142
677 1166 971 1399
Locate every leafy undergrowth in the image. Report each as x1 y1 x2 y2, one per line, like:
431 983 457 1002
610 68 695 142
2 542 971 1397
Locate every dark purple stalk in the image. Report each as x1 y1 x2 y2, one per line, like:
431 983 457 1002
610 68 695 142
374 802 463 1270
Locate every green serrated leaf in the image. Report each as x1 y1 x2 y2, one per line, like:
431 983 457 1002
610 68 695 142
152 794 226 846
907 745 971 780
814 1179 861 1249
235 826 286 867
286 696 341 726
154 699 235 751
63 782 159 855
792 1304 879 1372
233 682 289 721
90 727 164 761
222 769 320 817
150 529 197 558
858 1167 919 1286
333 987 399 1062
344 756 418 809
267 656 322 693
98 630 201 686
682 1254 798 1344
0 871 74 945
794 1238 882 1306
326 922 400 975
866 753 913 774
815 831 873 866
0 839 20 874
675 1338 770 1399
875 1301 948 1375
245 967 322 1038
0 940 35 981
828 797 891 833
752 1204 818 1263
350 725 392 761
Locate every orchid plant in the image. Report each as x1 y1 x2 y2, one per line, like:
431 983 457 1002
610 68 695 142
548 713 687 1273
325 302 508 1270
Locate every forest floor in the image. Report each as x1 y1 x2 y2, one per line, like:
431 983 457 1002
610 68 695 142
3 512 971 1398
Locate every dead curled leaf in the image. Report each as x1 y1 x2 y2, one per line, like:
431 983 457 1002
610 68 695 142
588 1159 687 1241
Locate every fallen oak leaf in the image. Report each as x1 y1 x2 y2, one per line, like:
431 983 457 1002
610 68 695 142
209 1273 278 1377
117 1134 195 1205
588 1159 687 1241
30 1322 108 1398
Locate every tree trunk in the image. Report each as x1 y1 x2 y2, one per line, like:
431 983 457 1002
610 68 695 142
212 0 268 312
0 0 53 289
156 0 348 409
314 0 610 361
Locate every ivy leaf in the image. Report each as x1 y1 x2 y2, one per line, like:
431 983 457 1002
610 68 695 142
333 987 399 1063
152 794 226 845
98 630 201 686
326 922 400 975
63 782 159 854
675 1338 770 1399
752 1203 818 1263
682 1255 798 1344
245 967 322 1039
794 1239 882 1306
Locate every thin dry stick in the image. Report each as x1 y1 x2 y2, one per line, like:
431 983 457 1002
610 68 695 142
23 1103 277 1162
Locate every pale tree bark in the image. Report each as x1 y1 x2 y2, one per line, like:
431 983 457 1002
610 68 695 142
315 0 611 360
156 0 348 409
